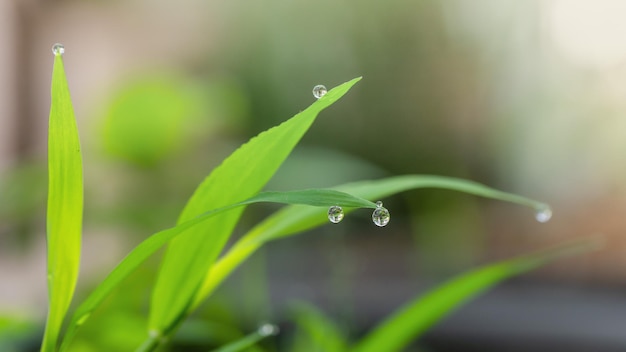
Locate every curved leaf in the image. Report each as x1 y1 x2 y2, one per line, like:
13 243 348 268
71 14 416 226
192 175 547 308
150 78 362 335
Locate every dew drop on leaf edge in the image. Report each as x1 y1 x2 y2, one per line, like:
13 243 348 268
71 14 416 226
52 43 65 56
313 85 327 99
328 205 344 224
372 203 390 227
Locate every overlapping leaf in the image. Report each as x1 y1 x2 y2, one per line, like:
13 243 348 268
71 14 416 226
192 175 549 308
149 78 362 335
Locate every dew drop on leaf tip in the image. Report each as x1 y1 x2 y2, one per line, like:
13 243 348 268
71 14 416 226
258 323 280 336
312 85 327 99
535 204 552 223
51 43 65 56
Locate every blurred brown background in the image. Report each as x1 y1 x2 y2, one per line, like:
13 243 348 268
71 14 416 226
1 0 625 351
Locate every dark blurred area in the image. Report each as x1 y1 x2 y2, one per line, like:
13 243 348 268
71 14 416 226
1 0 626 351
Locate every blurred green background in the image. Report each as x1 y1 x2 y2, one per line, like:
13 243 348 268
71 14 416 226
1 0 625 351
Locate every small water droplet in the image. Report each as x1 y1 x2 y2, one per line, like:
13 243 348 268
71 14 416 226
258 323 279 336
328 205 344 224
51 43 65 56
372 203 390 227
312 85 327 99
76 313 91 326
535 204 552 223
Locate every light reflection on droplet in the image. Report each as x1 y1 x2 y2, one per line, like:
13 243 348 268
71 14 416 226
328 205 344 224
312 85 327 99
52 43 65 56
258 323 280 336
535 204 552 223
372 201 390 227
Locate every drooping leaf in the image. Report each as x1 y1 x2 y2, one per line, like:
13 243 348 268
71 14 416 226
350 238 602 352
41 53 84 352
150 78 362 335
59 189 373 351
192 175 547 308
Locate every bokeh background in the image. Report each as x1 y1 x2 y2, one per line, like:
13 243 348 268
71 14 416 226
1 0 626 351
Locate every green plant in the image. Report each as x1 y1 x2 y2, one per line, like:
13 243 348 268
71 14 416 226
286 238 595 352
40 46 597 352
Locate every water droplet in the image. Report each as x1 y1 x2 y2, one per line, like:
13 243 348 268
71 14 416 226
372 202 390 227
328 205 344 224
76 313 91 326
535 204 552 223
312 85 327 99
258 323 280 336
52 43 65 56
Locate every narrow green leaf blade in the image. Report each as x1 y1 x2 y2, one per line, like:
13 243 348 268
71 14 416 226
290 302 349 352
42 54 83 352
150 78 361 334
208 326 275 352
350 238 601 352
59 189 372 351
242 189 375 209
193 175 547 307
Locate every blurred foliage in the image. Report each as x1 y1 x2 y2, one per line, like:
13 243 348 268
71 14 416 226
0 315 40 352
100 74 212 167
0 163 46 248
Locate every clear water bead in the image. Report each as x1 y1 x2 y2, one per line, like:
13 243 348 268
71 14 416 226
52 43 65 56
258 323 280 336
328 205 344 224
535 205 552 223
372 201 390 227
312 85 327 99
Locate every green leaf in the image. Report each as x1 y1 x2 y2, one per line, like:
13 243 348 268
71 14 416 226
290 302 349 352
192 175 547 309
58 189 373 351
350 238 602 352
149 77 362 335
41 54 84 352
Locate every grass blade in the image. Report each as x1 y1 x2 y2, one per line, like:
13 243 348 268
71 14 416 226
290 302 349 352
193 175 547 308
150 78 362 335
350 238 602 352
41 53 84 352
208 324 278 352
58 189 373 351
